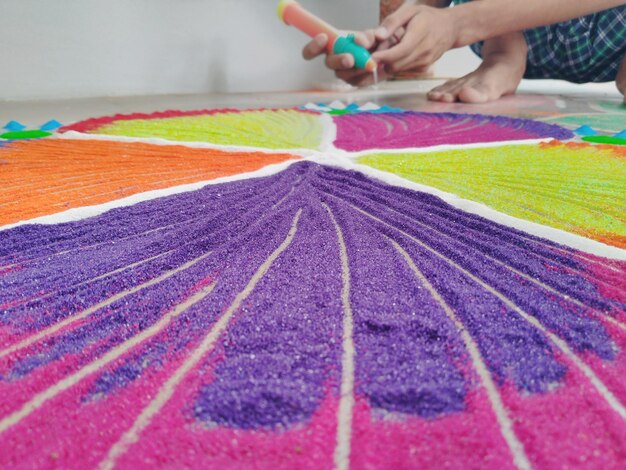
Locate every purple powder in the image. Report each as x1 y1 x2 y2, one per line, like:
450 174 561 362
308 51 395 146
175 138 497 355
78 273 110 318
1 162 623 431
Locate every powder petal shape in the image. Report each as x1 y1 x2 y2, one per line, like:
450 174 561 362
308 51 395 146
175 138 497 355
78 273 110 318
1 162 625 469
359 141 626 248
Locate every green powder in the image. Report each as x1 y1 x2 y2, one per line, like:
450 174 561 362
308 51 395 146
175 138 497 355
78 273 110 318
582 135 626 145
0 130 52 140
543 114 626 134
359 143 626 247
92 110 323 150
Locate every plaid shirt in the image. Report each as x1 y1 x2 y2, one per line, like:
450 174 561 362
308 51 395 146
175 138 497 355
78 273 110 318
454 2 626 83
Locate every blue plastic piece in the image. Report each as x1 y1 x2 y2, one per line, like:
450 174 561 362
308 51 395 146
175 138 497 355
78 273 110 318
333 34 374 70
3 120 26 131
39 119 62 131
574 125 598 136
368 105 404 114
613 129 626 139
346 103 360 111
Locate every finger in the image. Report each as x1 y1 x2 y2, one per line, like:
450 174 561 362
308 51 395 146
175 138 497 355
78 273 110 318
374 26 404 52
302 33 328 61
325 53 355 70
375 4 419 40
336 69 370 86
394 46 438 72
372 26 425 65
392 50 429 72
338 66 390 87
337 70 375 87
353 30 377 49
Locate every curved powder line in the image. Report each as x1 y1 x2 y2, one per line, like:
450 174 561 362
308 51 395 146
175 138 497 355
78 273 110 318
98 209 302 470
57 131 320 157
0 280 218 434
388 238 532 470
313 169 624 294
317 157 626 260
5 249 175 309
367 196 626 329
350 204 626 421
0 160 300 233
0 251 212 360
272 175 302 210
322 203 356 470
1 176 275 267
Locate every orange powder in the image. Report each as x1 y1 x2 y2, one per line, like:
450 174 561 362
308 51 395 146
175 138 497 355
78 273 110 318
0 139 298 226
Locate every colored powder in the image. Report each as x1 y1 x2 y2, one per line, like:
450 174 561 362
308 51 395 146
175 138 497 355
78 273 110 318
328 109 352 115
69 109 323 150
359 142 626 248
543 114 626 133
596 101 626 113
0 130 52 140
574 125 598 136
333 112 572 150
583 135 626 145
0 138 298 226
1 162 625 469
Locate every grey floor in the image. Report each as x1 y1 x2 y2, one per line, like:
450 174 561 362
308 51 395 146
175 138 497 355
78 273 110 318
1 79 622 128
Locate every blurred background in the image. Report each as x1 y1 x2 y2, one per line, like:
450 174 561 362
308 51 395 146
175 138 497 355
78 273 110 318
0 0 480 101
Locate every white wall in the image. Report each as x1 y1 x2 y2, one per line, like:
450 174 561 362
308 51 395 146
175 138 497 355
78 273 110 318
0 0 479 101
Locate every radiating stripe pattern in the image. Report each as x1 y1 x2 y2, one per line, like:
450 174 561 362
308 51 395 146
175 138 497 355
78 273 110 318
61 109 325 150
0 138 298 226
1 162 625 469
59 108 574 152
359 141 626 249
333 112 573 150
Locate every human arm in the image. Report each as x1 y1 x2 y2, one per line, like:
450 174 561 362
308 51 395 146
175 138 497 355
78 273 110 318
452 0 626 48
373 0 626 72
301 0 453 85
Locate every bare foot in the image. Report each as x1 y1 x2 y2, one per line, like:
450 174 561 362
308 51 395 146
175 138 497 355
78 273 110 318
616 54 626 103
428 54 526 104
428 32 527 104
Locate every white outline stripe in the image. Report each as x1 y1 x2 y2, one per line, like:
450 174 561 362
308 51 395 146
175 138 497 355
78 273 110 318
0 160 301 232
372 198 626 331
389 238 531 470
315 157 626 260
350 203 626 421
0 280 218 434
98 209 302 470
0 251 212 360
322 203 356 470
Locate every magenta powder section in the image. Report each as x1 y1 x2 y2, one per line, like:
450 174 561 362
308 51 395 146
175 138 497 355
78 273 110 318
332 112 574 150
1 162 625 469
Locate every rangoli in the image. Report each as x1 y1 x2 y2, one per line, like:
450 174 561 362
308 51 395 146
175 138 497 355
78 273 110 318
1 104 625 469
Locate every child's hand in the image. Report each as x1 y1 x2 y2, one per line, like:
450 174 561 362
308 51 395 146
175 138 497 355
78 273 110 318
372 3 458 73
302 31 390 87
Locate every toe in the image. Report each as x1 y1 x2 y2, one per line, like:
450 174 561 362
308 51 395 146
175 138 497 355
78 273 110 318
428 78 466 102
458 84 492 104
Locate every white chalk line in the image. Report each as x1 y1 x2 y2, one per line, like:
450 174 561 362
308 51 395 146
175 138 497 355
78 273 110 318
8 249 175 309
98 209 302 470
0 280 218 434
311 156 626 261
0 159 302 232
322 203 356 470
389 237 531 470
0 251 212 360
363 196 626 332
349 203 626 422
